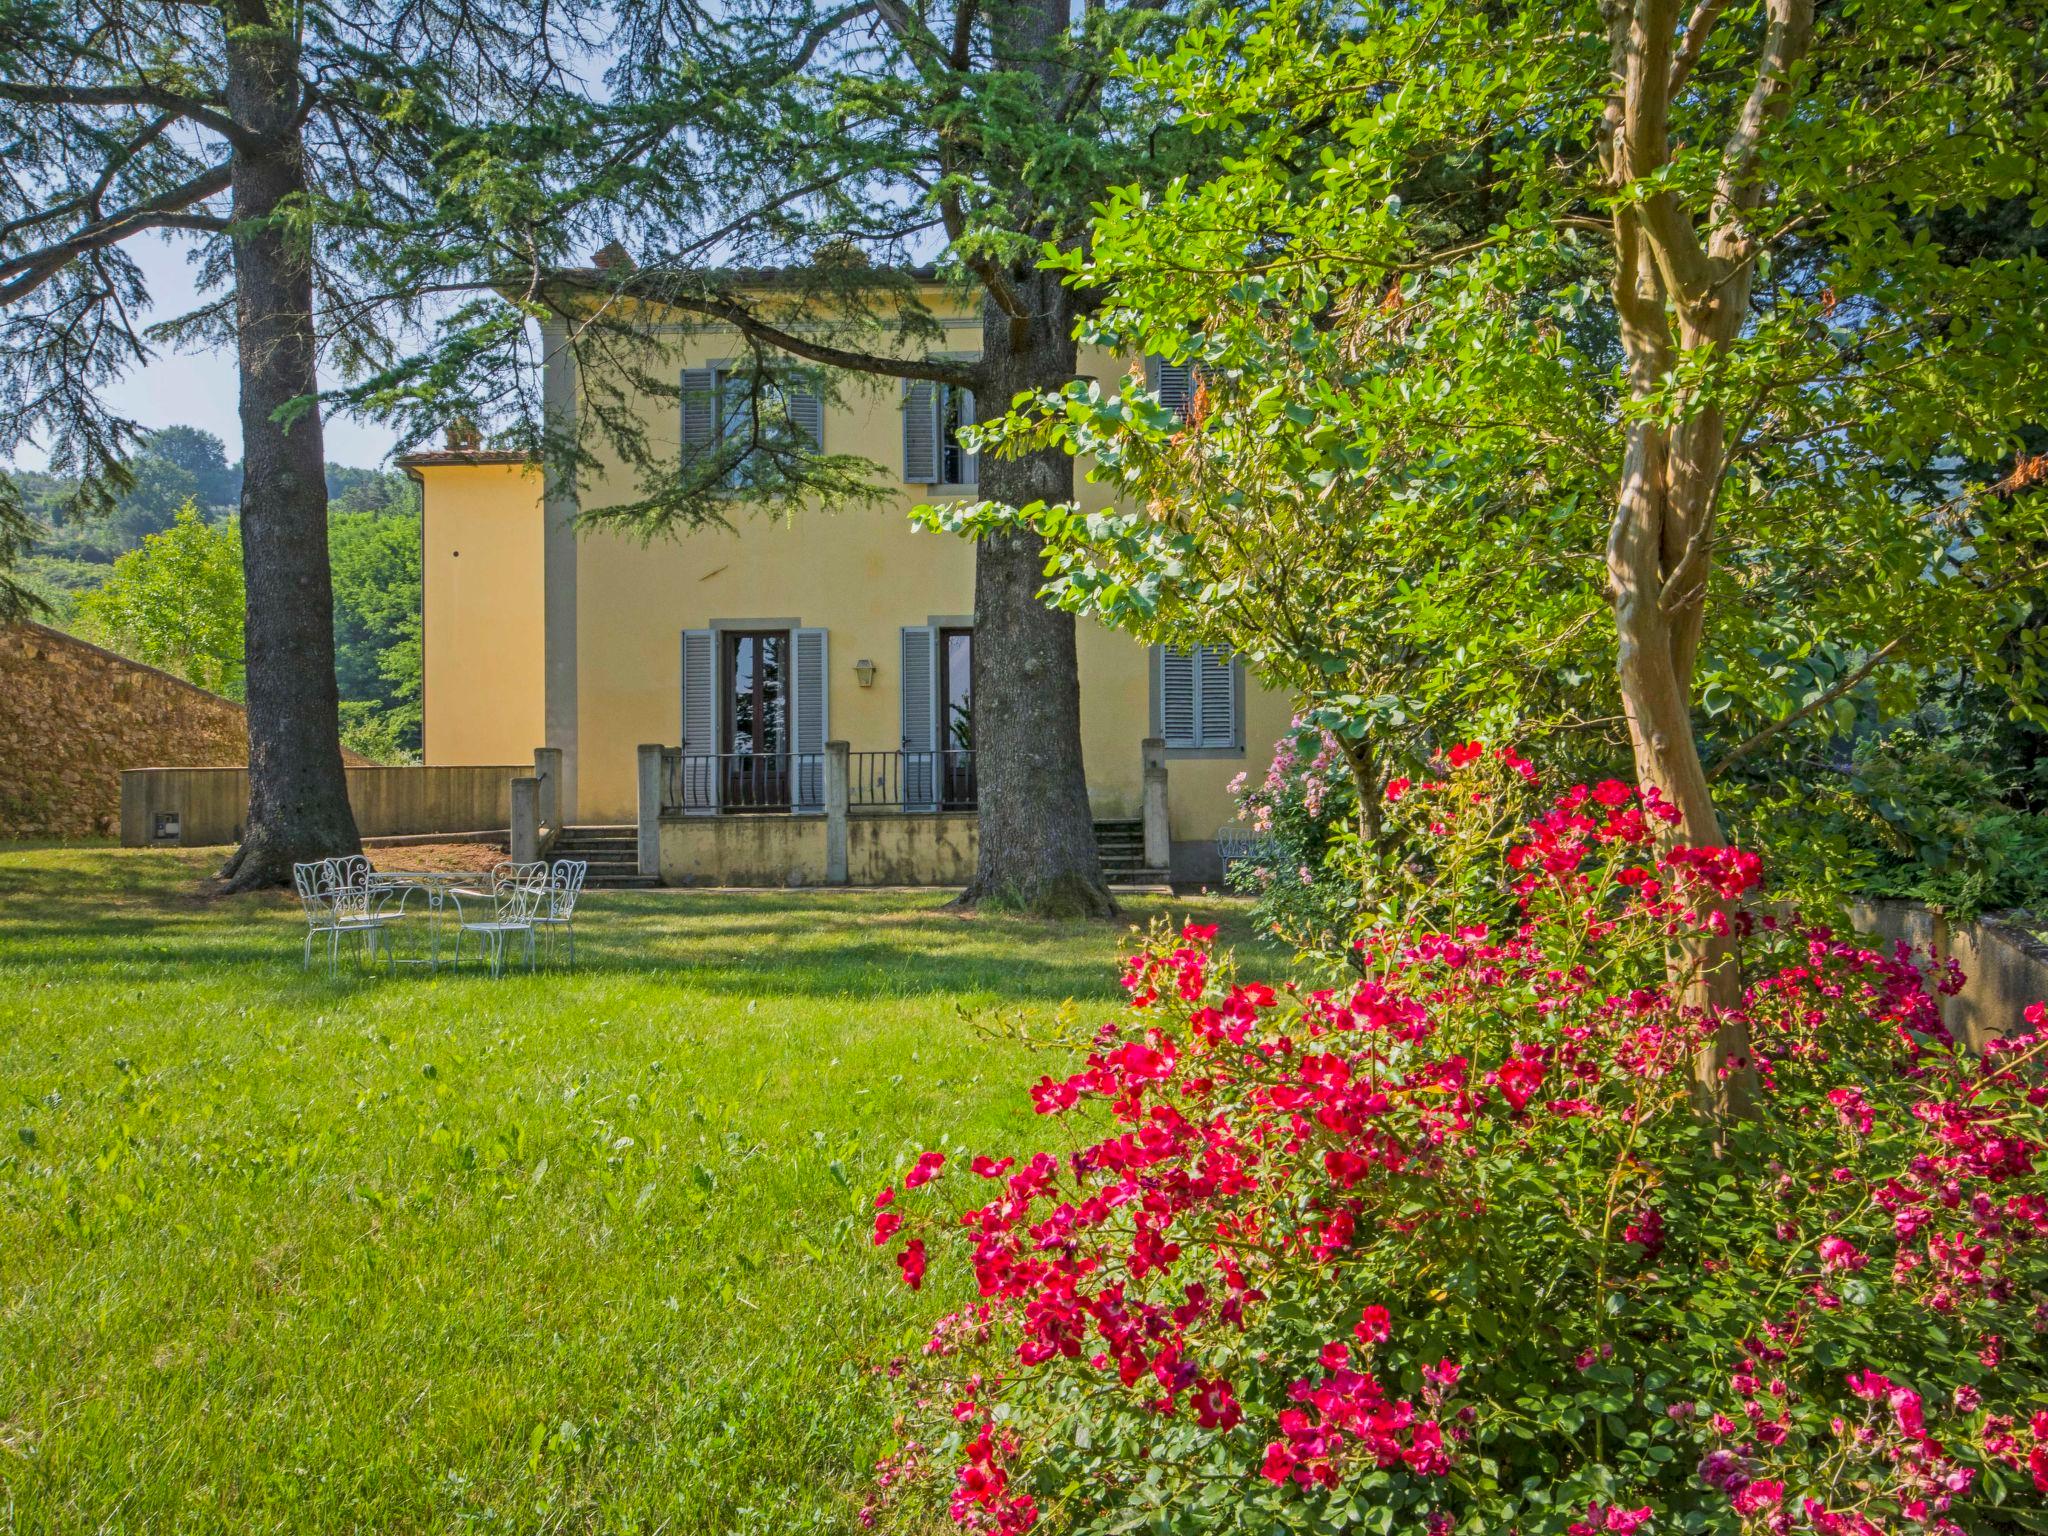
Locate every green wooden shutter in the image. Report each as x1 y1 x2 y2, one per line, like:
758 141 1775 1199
792 626 829 812
786 384 824 449
900 625 938 809
902 380 939 484
681 368 717 455
679 628 718 812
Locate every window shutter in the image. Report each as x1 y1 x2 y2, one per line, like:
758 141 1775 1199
679 628 718 812
792 626 829 812
1145 357 1197 422
786 385 824 450
902 379 939 484
900 624 938 810
681 368 717 453
1158 645 1198 749
1196 645 1237 748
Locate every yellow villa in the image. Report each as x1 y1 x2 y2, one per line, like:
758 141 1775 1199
399 272 1290 888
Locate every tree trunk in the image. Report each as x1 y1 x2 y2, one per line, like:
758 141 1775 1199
1598 0 1812 1115
216 6 361 890
955 271 1116 918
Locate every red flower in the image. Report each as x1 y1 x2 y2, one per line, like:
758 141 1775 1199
1354 1304 1392 1344
896 1238 928 1290
1447 740 1484 768
1192 1376 1243 1430
1385 777 1412 802
972 1154 1016 1178
904 1150 946 1188
872 1211 902 1246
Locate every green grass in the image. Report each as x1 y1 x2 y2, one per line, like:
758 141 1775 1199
0 845 1251 1533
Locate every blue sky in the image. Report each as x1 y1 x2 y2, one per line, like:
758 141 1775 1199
7 235 402 474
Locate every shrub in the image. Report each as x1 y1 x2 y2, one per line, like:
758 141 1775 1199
1225 721 1362 950
868 746 2048 1535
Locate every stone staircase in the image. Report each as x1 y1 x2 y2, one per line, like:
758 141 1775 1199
1094 818 1171 889
549 824 661 889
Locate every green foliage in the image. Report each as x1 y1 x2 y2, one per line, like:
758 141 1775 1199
74 503 245 696
328 509 423 758
1733 728 2048 923
950 0 2048 792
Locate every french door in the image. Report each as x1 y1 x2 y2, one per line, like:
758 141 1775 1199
723 629 790 810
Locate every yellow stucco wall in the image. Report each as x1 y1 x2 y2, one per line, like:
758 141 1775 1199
415 291 1296 858
419 463 546 766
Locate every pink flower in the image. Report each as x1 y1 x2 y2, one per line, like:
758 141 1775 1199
1817 1235 1867 1272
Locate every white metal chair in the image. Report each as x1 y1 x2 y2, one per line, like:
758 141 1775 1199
532 859 588 970
452 862 549 977
293 856 392 978
1216 824 1280 881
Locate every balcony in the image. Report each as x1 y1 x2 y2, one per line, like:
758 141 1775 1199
658 748 976 816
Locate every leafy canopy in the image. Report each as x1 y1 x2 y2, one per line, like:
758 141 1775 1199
945 0 2048 784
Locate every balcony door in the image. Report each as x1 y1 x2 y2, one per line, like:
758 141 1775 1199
723 629 790 810
937 627 975 810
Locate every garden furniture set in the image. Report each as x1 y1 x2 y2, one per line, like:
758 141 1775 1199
291 856 587 978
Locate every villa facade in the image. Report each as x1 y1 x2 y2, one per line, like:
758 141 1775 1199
400 275 1290 885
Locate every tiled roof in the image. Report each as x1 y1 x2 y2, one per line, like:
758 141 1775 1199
393 449 533 468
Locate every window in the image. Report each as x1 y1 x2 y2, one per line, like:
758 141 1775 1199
1155 643 1240 753
681 366 823 486
1145 356 1207 423
902 379 976 485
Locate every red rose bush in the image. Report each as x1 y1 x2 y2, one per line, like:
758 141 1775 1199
868 747 2048 1535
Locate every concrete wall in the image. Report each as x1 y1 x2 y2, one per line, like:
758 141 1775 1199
1854 899 2048 1053
419 462 547 768
659 810 977 887
121 764 525 847
410 289 1295 840
1 621 251 840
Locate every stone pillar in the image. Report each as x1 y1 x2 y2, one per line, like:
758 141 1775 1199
533 746 562 830
510 776 541 865
825 740 850 885
636 744 665 879
1141 737 1171 873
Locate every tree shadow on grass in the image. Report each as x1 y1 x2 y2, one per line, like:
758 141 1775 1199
0 849 1267 1006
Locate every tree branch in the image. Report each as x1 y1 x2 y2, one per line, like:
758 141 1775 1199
1708 637 1905 781
0 161 234 306
614 284 986 389
0 80 250 149
1667 0 1727 95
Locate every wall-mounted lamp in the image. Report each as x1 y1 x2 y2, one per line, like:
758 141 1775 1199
854 658 877 688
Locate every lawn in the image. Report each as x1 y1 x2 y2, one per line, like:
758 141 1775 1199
0 845 1251 1534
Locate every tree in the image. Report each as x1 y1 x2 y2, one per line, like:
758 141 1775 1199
951 0 2048 1102
0 0 584 887
145 426 241 511
329 508 423 757
76 503 245 695
350 0 1202 916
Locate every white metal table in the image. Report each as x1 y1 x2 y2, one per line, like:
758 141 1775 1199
368 870 490 971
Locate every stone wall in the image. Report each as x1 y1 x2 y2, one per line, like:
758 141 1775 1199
0 621 249 840
1854 899 2048 1052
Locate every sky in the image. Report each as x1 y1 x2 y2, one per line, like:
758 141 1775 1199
6 235 402 474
